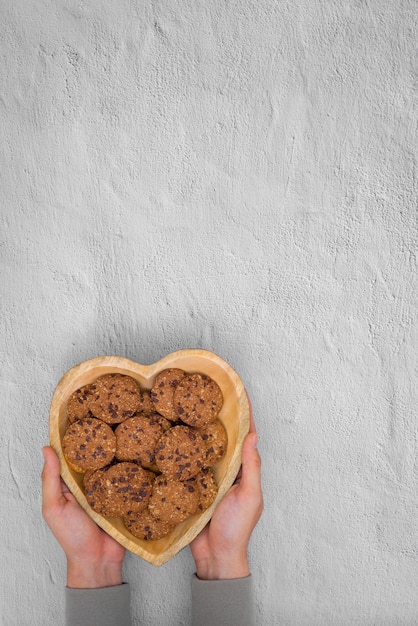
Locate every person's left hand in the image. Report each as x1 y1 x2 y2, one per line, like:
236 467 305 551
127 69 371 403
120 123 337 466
41 446 126 588
190 394 263 580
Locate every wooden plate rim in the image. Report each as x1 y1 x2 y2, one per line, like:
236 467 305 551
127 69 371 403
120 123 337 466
49 349 249 566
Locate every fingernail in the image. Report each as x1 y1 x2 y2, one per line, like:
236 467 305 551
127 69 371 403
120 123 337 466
251 433 259 448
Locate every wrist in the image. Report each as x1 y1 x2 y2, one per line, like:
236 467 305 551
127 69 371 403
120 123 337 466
67 558 123 589
195 551 250 581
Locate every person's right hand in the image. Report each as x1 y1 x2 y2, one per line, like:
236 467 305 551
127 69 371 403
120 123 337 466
190 394 263 580
41 446 126 588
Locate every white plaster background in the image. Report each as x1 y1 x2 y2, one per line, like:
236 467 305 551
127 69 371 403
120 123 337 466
1 0 417 624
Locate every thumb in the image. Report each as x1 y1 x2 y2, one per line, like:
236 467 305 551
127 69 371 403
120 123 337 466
239 432 262 496
41 446 64 513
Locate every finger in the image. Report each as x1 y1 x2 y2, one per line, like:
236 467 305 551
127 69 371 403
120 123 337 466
245 389 257 434
239 432 262 497
41 446 64 510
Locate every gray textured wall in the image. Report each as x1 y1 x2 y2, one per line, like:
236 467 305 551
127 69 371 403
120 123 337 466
1 0 418 624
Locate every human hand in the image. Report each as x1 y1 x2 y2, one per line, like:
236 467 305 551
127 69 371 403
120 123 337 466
190 393 263 580
41 446 126 589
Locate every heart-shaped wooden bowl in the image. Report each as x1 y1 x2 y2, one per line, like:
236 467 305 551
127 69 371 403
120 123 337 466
49 349 249 566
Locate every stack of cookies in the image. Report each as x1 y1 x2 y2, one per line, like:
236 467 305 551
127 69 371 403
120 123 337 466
62 369 228 541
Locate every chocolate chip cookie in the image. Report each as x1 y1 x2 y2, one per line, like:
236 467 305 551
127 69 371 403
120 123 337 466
115 414 164 468
148 475 200 525
62 417 116 472
85 462 153 517
150 368 186 420
123 508 175 541
195 468 218 511
88 373 141 424
66 383 97 424
155 425 205 480
173 374 223 428
198 419 228 466
137 390 155 414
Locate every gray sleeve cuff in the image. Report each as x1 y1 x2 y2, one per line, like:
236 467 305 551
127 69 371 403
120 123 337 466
65 583 131 626
191 574 255 626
